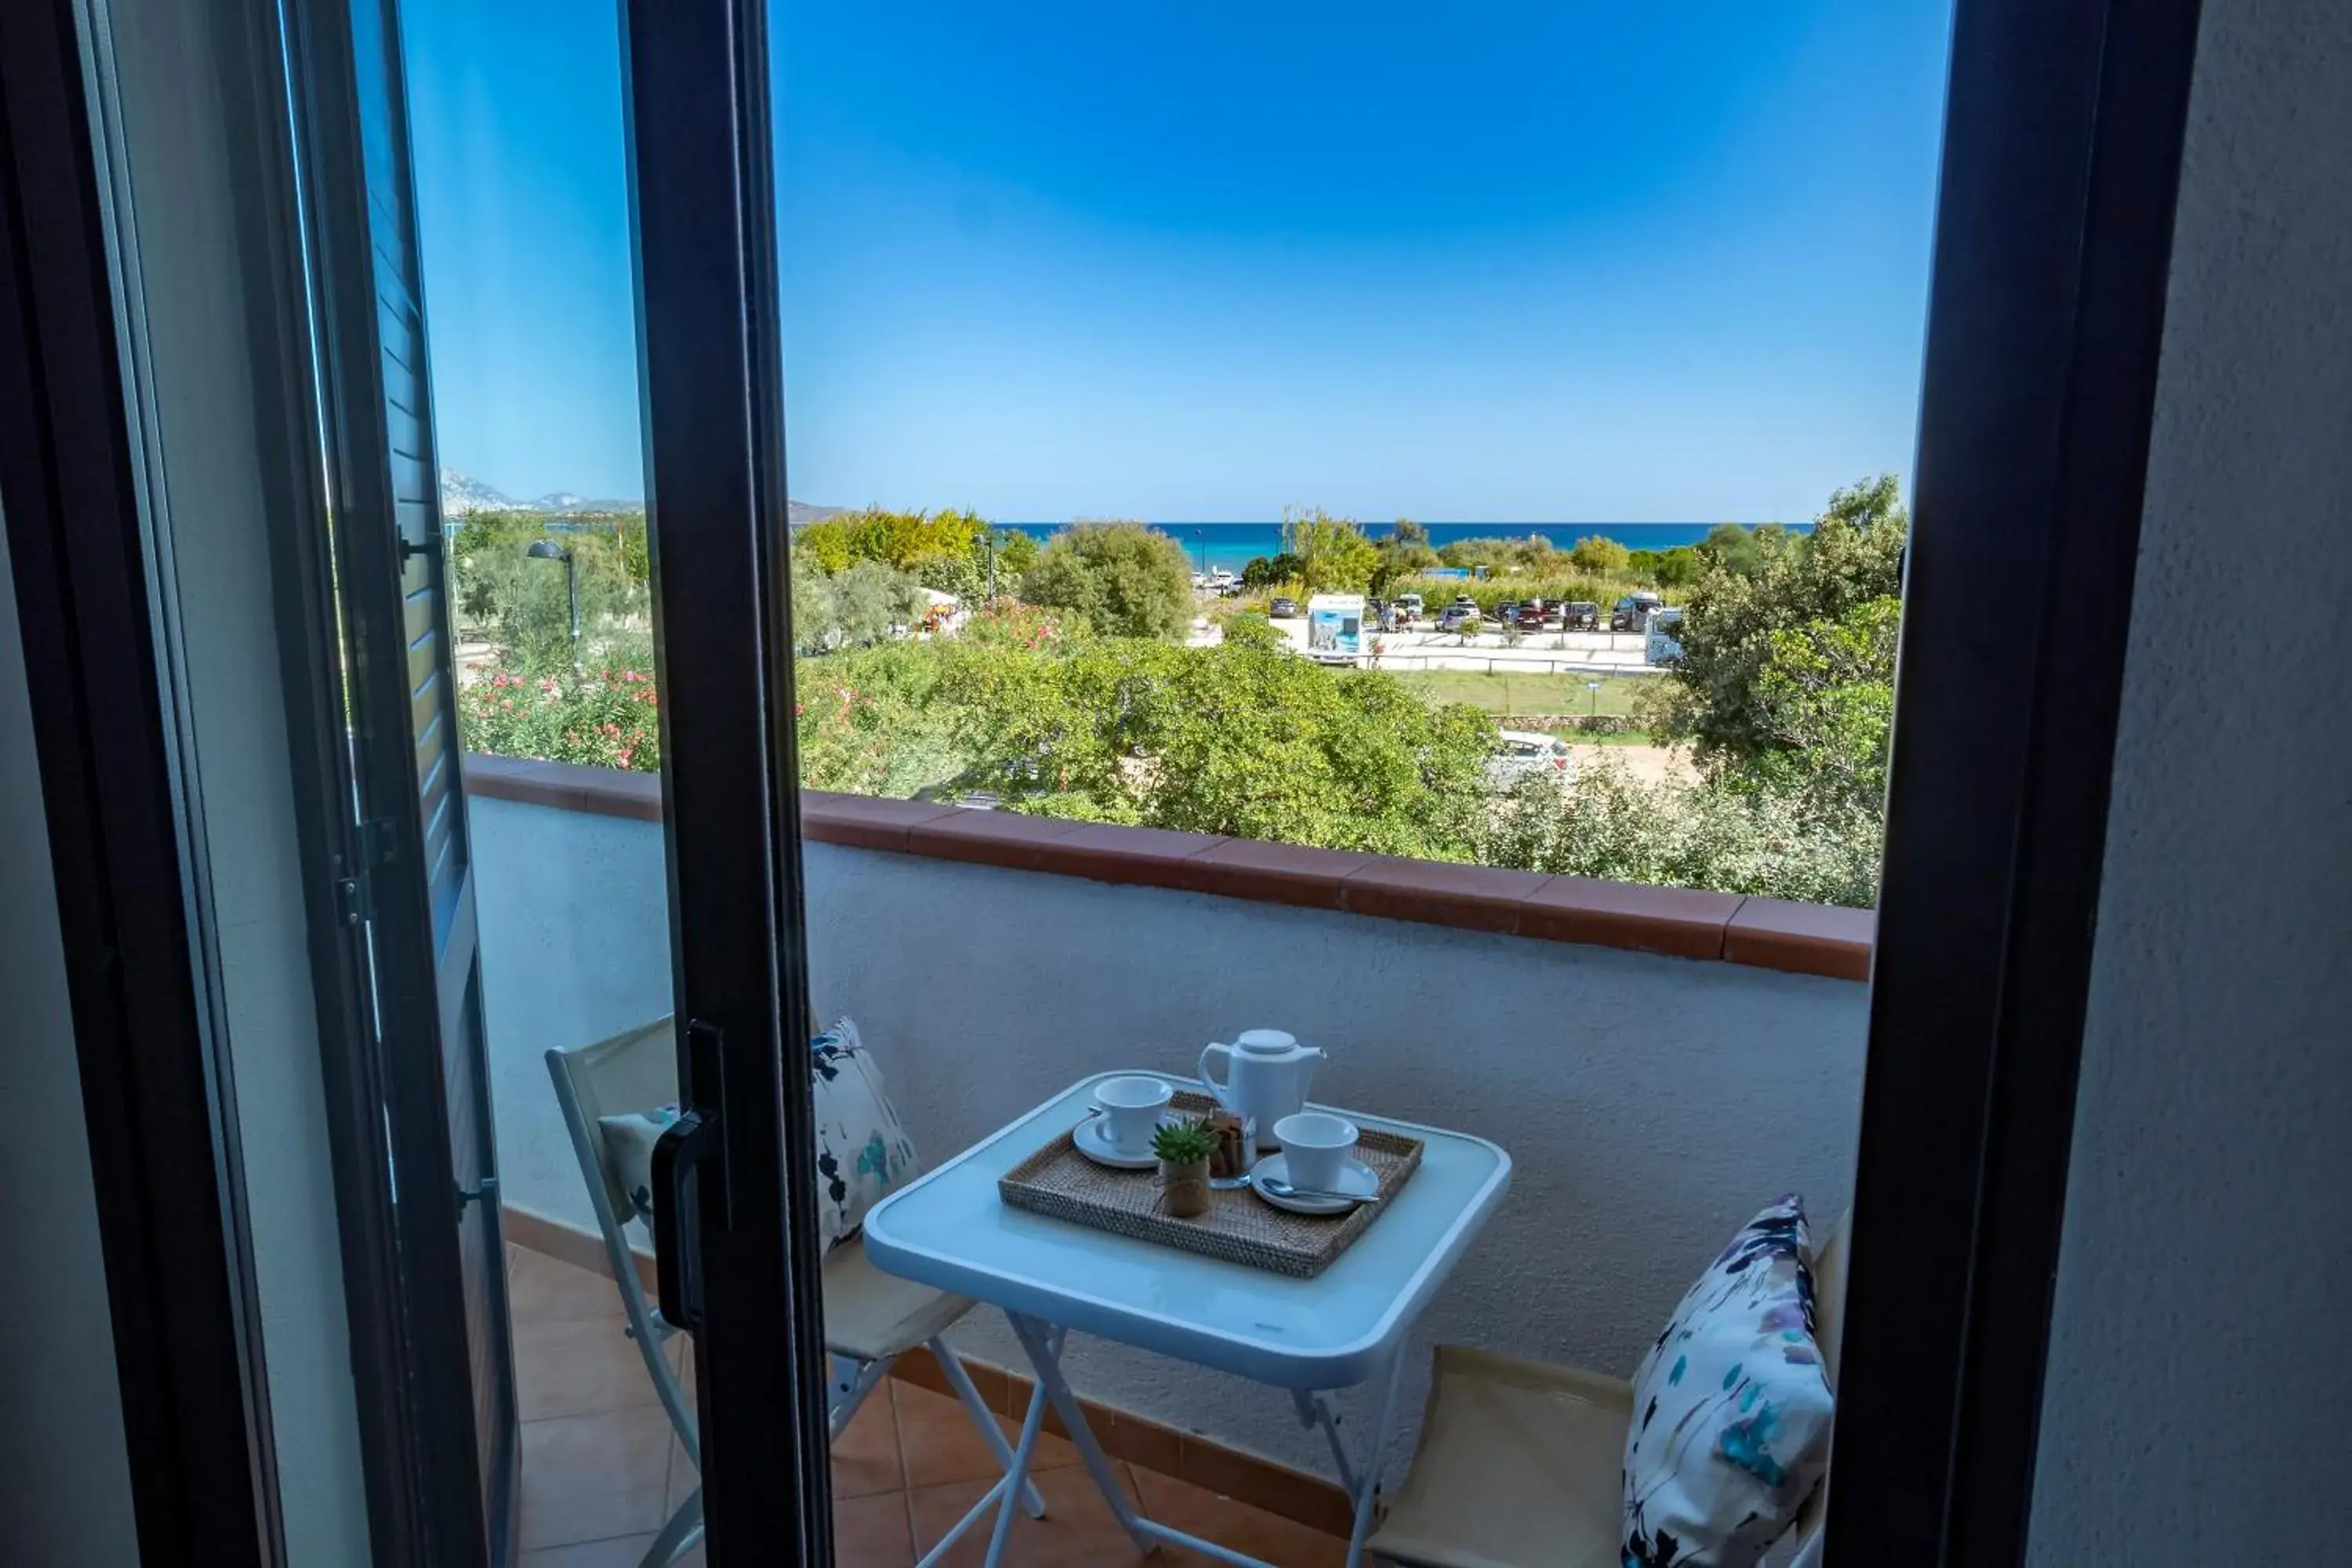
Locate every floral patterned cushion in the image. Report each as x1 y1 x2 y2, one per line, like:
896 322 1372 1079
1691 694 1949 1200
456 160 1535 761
808 1018 920 1249
596 1018 919 1252
1621 1195 1835 1567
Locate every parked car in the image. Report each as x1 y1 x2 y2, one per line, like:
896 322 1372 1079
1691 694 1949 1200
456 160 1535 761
1610 593 1664 632
1645 607 1686 665
1269 596 1299 618
1564 601 1600 631
1439 604 1482 633
1487 728 1577 790
1513 601 1551 630
1395 592 1425 620
1495 600 1521 624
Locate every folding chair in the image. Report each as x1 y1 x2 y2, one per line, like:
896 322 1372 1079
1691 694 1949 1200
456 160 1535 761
547 1018 1044 1568
1365 1214 1849 1568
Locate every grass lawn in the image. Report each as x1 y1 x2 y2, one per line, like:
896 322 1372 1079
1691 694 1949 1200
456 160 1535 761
1391 670 1650 719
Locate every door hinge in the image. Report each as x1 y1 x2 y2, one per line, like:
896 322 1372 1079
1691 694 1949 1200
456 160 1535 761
334 818 398 925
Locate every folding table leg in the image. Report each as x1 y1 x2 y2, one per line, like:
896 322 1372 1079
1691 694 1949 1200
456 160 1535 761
1341 1347 1410 1568
1007 1312 1154 1555
930 1334 1047 1517
913 1330 1061 1568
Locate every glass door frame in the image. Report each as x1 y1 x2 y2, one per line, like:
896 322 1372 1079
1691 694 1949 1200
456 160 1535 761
0 2 282 1563
621 0 837 1561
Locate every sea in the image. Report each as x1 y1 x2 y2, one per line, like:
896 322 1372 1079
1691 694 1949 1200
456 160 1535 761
992 521 1808 579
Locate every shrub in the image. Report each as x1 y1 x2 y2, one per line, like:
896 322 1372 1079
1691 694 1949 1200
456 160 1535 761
1280 506 1381 596
1241 553 1305 589
796 506 990 575
458 663 662 771
450 510 652 673
1651 474 1906 813
1018 521 1194 639
791 557 931 652
1570 535 1632 573
1477 763 1883 908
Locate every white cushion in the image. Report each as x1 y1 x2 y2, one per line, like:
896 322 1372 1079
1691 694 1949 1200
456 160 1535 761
596 1017 920 1252
1621 1196 1835 1567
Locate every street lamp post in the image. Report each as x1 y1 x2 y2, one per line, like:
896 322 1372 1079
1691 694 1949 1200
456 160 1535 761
525 539 582 677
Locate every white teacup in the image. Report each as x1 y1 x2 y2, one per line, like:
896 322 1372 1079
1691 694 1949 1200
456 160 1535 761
1273 1111 1359 1192
1094 1076 1174 1154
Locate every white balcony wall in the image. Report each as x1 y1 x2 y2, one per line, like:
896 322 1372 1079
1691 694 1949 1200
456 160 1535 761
473 792 1868 1479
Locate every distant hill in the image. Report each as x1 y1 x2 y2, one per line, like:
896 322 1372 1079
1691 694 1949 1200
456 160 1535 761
441 470 843 525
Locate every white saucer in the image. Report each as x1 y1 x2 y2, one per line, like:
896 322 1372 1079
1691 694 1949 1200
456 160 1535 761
1250 1153 1379 1215
1070 1111 1178 1170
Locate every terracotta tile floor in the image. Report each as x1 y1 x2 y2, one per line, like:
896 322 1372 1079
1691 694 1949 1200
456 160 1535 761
510 1246 1347 1566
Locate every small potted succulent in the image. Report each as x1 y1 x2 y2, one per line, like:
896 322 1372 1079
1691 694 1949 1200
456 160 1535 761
1151 1117 1219 1218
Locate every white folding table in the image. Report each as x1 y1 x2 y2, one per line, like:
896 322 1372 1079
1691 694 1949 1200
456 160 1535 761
861 1070 1512 1568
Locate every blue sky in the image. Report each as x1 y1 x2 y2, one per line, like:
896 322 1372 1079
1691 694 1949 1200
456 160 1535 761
405 1 1953 521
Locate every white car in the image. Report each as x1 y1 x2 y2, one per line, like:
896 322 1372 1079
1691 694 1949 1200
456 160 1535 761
1645 608 1686 665
1487 729 1577 789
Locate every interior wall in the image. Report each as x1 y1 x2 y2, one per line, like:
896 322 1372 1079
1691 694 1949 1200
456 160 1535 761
471 794 1870 1479
97 0 375 1558
0 522 142 1564
2026 0 2352 1559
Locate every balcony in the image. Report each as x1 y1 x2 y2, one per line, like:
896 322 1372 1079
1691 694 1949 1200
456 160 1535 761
469 756 1871 1564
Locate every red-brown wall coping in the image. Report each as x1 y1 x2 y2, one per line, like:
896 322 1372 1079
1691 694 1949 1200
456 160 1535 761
463 753 1874 982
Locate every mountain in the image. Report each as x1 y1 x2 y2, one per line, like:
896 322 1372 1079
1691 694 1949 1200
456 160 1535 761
439 470 519 516
441 469 842 523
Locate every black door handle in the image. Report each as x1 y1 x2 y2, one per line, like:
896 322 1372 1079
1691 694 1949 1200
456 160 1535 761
650 1108 719 1331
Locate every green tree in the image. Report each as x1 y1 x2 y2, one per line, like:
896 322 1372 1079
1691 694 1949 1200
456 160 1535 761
450 510 652 672
1650 476 1907 808
792 557 930 652
1695 523 1793 579
943 633 1494 856
796 506 991 575
991 528 1039 585
1569 535 1631 573
1372 519 1440 590
1017 521 1194 639
1240 552 1304 589
1651 546 1703 587
1478 763 1882 908
1280 506 1381 596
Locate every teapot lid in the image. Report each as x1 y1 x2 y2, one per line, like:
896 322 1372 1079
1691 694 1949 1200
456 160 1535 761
1233 1029 1300 1055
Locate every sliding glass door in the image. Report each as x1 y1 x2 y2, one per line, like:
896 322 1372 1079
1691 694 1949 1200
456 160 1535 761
288 0 831 1560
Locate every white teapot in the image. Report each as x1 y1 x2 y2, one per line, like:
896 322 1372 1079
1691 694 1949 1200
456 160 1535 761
1198 1029 1328 1133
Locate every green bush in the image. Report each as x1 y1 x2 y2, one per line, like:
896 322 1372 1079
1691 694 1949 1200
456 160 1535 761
1018 521 1194 639
1570 535 1632 573
451 510 652 673
1650 475 1906 815
1280 507 1381 596
1478 763 1883 908
791 557 931 652
457 662 662 771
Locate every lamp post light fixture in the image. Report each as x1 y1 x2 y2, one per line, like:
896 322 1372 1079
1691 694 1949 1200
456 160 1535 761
1588 679 1602 719
524 538 583 676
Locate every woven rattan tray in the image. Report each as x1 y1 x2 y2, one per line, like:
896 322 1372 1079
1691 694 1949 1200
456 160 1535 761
996 1091 1423 1279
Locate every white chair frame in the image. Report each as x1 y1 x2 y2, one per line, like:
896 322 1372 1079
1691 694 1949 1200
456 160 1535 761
546 1021 1042 1568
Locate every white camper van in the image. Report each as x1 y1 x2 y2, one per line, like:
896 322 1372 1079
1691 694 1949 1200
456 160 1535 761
1305 593 1367 664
